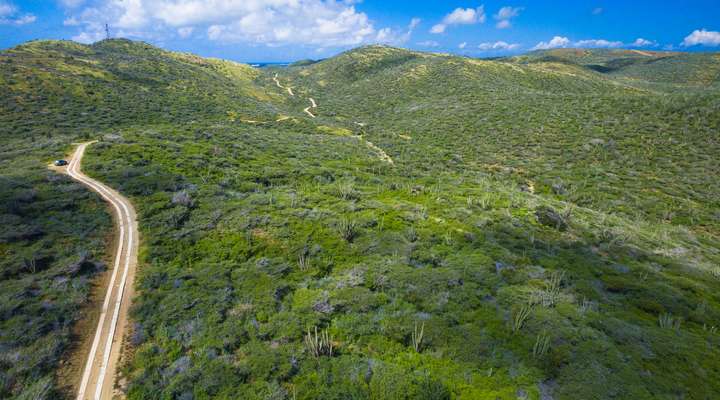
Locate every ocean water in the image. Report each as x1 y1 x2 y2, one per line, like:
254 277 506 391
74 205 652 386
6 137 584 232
249 62 291 68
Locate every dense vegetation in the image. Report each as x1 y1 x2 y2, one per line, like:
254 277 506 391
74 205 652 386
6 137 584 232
1 39 720 399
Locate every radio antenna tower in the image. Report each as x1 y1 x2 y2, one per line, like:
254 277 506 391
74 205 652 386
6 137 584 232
105 23 110 40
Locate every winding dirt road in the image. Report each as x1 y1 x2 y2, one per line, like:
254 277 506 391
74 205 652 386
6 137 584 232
304 97 317 118
271 74 393 165
59 142 139 400
273 73 294 96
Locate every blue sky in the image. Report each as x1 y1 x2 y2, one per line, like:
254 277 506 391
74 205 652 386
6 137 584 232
1 1 719 62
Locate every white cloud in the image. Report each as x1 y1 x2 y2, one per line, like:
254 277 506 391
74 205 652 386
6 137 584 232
178 26 194 38
374 17 421 46
417 40 439 48
0 1 36 25
458 42 467 49
532 36 570 50
575 39 623 48
682 29 720 47
0 2 14 17
13 14 35 24
494 6 522 29
431 6 485 34
495 19 511 29
73 30 105 44
409 17 421 31
375 28 393 43
59 0 85 7
445 6 485 24
64 16 80 26
430 24 446 34
495 6 521 20
63 0 393 48
532 36 625 50
478 41 519 51
632 38 655 47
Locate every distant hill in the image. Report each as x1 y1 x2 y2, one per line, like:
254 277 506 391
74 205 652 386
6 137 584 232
289 59 319 67
508 48 720 87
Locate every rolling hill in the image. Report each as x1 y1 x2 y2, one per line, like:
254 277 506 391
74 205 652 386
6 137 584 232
1 40 720 400
509 48 720 88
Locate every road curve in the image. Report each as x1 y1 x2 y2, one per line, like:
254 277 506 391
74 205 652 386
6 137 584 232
60 142 139 400
304 97 317 118
273 73 295 96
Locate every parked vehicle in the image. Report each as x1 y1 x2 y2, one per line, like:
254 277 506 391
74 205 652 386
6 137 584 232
54 159 68 166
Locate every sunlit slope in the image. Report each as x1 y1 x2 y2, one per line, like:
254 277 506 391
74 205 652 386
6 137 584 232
0 39 280 137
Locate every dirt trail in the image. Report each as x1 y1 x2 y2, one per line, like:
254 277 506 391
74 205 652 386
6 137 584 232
304 98 317 118
631 49 654 57
273 73 294 96
54 142 139 400
354 135 394 165
272 75 393 165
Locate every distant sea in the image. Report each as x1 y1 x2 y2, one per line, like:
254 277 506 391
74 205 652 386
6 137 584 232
249 62 292 68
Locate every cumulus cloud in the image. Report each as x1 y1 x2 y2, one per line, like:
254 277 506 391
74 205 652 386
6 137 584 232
532 36 626 50
73 30 105 43
632 38 656 47
431 6 485 34
0 1 36 25
177 26 194 38
575 39 623 48
430 24 445 34
458 42 467 49
417 40 439 48
494 6 522 29
495 19 510 29
374 17 422 46
63 0 400 48
478 41 519 51
59 0 86 7
531 36 570 50
14 14 36 24
0 3 12 16
682 29 720 47
64 16 80 26
409 17 421 31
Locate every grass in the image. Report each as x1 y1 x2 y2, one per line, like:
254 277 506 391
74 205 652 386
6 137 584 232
2 40 720 399
532 332 551 359
512 304 533 334
658 313 682 330
304 326 334 358
411 322 425 353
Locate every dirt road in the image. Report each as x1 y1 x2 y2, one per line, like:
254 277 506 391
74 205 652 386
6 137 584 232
59 142 139 400
271 76 393 164
304 98 317 118
273 73 295 96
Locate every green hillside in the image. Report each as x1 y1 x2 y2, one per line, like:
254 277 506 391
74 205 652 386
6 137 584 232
0 39 278 138
510 48 720 88
1 40 720 400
